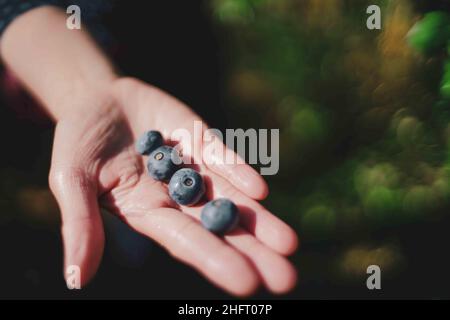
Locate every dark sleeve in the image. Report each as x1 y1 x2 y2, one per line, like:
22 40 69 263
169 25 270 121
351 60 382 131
0 0 66 36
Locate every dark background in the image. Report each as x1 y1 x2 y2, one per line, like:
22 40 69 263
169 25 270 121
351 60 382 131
0 0 450 299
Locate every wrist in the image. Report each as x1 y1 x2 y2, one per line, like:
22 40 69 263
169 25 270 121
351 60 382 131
53 74 120 123
0 5 120 122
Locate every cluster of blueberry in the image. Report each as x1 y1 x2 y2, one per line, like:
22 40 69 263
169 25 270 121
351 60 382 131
407 11 450 98
135 130 239 234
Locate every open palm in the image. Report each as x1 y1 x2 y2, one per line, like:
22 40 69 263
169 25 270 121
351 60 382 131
49 78 298 296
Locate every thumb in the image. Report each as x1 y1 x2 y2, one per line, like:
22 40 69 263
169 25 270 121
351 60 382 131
49 167 104 288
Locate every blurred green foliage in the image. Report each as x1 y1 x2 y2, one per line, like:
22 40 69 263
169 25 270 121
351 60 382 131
209 0 450 283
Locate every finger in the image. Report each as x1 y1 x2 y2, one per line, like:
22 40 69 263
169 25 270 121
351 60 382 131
49 168 104 287
120 207 260 297
224 229 297 294
159 117 268 200
201 129 269 200
183 205 297 294
202 170 299 256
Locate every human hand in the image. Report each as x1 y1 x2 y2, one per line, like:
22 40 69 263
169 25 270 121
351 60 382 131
49 77 299 296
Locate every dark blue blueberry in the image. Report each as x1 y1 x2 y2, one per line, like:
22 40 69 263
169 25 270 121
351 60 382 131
168 168 205 206
135 130 163 155
147 146 180 181
201 199 239 234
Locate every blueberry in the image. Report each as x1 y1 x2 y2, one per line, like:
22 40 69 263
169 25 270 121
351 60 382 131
135 130 163 155
147 146 180 181
169 168 205 206
201 199 239 234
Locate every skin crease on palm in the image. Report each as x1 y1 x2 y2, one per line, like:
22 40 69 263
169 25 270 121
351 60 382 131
0 7 299 297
